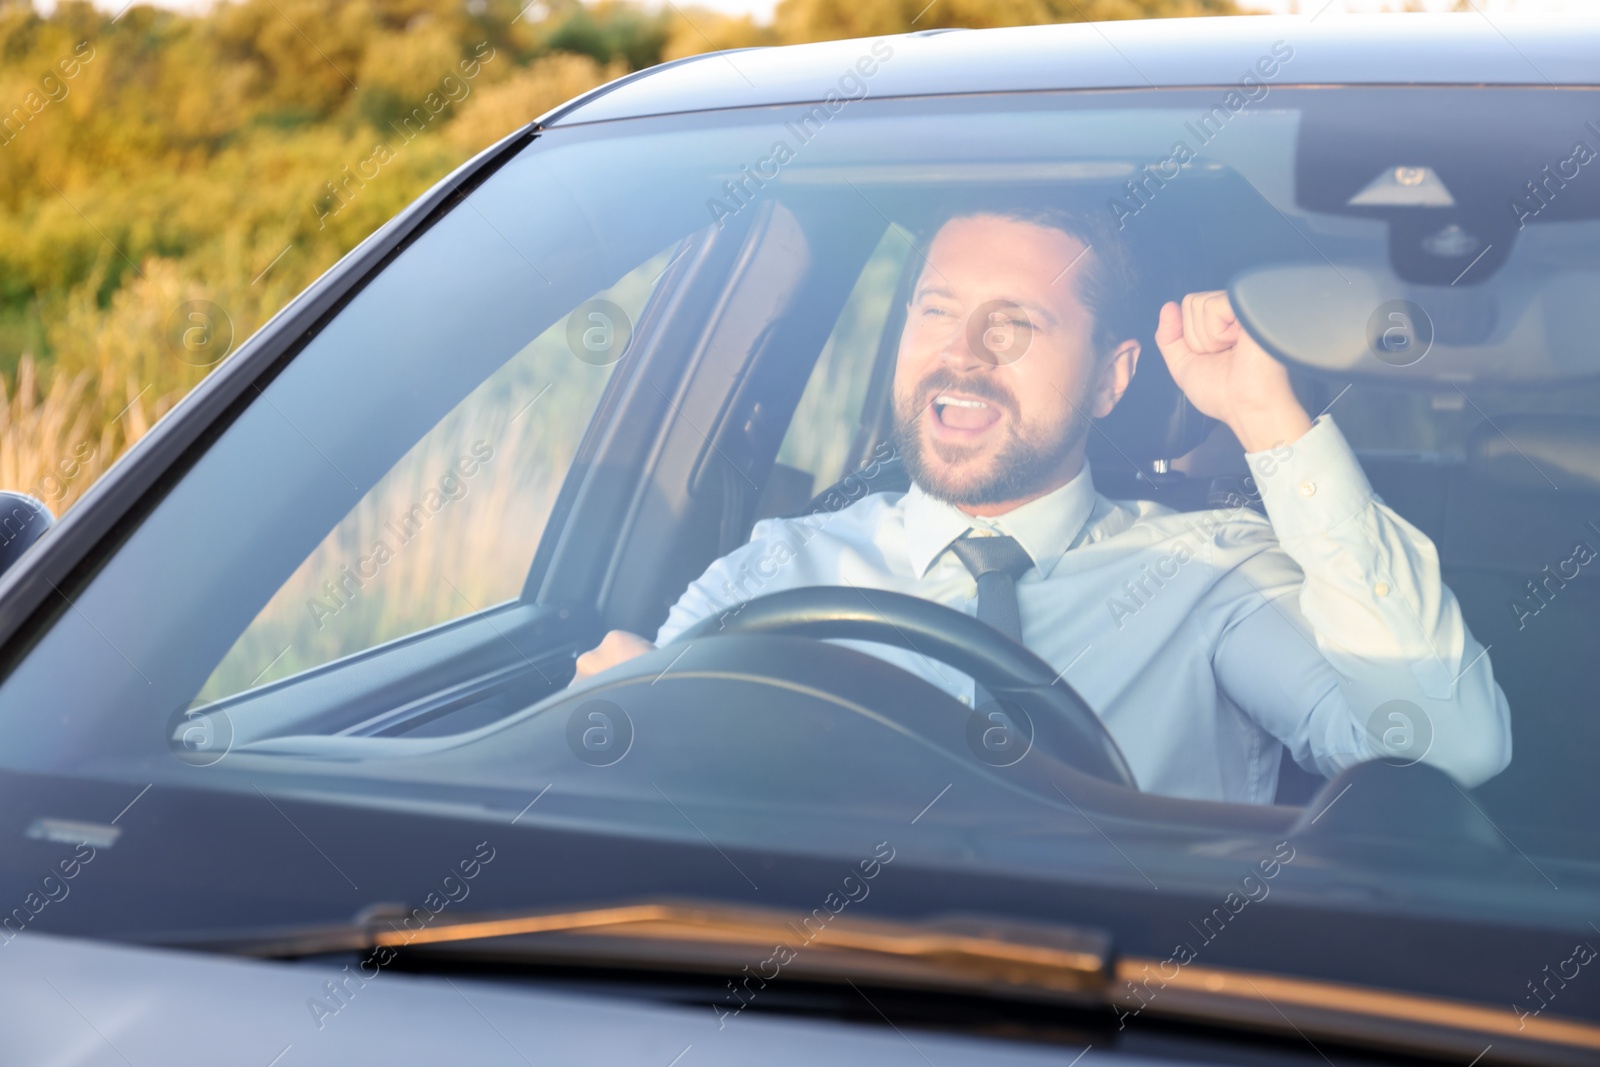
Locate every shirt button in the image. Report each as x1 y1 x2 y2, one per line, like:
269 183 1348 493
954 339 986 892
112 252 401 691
1298 481 1316 497
1374 582 1390 597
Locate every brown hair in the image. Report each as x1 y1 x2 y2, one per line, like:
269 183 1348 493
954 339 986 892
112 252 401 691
918 198 1141 362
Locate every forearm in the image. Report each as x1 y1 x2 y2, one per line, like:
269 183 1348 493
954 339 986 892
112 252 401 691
1235 417 1511 784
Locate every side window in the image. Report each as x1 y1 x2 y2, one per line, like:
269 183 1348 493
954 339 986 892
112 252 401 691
774 225 912 499
199 248 674 700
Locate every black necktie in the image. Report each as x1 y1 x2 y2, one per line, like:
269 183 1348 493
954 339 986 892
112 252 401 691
948 533 1034 709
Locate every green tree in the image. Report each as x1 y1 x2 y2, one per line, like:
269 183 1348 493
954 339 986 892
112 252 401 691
775 0 1244 43
0 0 1245 508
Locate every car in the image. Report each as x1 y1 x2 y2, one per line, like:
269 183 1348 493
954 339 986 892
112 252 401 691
1 11 1598 1066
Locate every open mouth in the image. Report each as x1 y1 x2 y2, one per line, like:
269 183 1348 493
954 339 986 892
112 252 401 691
930 393 1003 434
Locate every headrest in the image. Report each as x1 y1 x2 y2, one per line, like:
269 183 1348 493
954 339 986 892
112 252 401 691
1467 413 1600 494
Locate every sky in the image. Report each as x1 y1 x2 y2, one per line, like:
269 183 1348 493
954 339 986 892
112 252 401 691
64 0 1600 24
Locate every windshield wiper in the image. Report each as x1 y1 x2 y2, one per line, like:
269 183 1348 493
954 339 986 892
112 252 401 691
146 900 1600 1067
155 900 1115 1005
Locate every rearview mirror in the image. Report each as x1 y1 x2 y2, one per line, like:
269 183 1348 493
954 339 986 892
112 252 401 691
0 492 54 577
1228 264 1600 385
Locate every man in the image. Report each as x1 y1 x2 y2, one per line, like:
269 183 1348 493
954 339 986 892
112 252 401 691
574 205 1511 804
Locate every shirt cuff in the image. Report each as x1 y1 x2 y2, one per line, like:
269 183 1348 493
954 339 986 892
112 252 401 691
1244 415 1375 541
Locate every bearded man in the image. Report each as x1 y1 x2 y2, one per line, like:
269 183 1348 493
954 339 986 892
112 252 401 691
572 205 1510 803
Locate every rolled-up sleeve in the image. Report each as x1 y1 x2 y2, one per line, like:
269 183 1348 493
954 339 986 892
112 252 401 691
1216 416 1512 787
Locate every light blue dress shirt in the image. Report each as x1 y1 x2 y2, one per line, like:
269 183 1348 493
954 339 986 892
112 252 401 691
655 417 1512 804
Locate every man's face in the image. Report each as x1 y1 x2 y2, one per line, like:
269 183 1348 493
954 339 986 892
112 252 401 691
891 214 1138 512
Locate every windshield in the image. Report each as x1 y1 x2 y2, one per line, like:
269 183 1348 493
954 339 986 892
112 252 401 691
2 80 1597 1022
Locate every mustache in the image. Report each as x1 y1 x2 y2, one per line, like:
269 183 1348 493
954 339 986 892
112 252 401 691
911 369 1019 418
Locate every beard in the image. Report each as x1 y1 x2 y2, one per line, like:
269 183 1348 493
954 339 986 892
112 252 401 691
893 369 1091 508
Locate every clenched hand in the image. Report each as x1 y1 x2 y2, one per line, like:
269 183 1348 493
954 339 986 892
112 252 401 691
1154 290 1312 454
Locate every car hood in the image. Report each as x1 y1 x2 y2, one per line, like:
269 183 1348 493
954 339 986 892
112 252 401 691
0 930 1184 1066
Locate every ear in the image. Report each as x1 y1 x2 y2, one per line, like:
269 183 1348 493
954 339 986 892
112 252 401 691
1090 338 1141 418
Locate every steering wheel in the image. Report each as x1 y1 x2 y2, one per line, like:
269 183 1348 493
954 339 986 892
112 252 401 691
675 587 1137 789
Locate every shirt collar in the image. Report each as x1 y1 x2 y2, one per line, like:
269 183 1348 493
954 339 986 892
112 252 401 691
902 462 1100 579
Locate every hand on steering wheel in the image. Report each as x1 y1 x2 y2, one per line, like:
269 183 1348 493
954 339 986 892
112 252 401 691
673 587 1136 789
